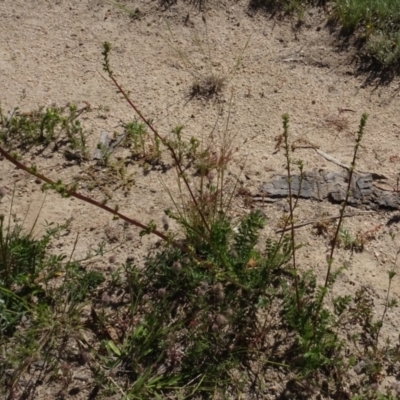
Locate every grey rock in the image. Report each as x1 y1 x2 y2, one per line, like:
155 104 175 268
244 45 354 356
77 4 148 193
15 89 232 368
257 170 400 210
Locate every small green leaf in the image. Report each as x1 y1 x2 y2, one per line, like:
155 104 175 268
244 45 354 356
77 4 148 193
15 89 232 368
107 340 121 356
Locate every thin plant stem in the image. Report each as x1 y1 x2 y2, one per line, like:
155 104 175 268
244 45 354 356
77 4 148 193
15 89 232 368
324 113 368 288
375 247 399 347
282 114 301 312
311 113 368 336
101 42 211 235
0 145 185 253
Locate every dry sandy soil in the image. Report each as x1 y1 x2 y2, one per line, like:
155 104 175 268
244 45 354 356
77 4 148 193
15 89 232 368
1 0 400 398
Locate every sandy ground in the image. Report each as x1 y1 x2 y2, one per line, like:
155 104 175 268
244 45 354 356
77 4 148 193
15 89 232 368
1 0 400 397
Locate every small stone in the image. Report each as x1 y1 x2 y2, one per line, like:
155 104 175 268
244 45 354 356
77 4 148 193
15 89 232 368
354 360 367 375
73 373 89 382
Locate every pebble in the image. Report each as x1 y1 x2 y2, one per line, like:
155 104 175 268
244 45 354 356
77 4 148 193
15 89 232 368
354 360 367 375
73 373 89 382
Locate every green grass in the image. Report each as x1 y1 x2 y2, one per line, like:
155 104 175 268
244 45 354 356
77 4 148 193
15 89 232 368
332 0 400 66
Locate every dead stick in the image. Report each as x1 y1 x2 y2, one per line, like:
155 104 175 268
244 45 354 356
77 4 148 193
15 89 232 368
275 210 378 233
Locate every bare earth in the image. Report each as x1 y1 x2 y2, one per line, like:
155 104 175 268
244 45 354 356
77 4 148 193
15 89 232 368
1 0 400 398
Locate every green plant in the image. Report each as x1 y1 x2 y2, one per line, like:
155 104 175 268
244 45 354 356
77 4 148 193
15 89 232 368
107 0 141 20
249 0 400 69
123 119 148 156
0 104 89 159
279 113 369 378
338 226 364 252
97 142 111 166
63 262 105 303
91 210 291 397
0 213 67 334
332 0 400 66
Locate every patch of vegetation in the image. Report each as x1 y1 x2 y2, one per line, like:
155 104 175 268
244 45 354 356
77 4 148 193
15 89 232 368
249 0 400 70
333 0 400 67
0 43 399 399
190 73 226 100
249 0 309 19
0 103 90 161
0 213 69 335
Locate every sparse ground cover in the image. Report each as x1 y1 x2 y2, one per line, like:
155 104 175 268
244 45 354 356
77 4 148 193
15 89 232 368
1 0 400 399
252 0 400 72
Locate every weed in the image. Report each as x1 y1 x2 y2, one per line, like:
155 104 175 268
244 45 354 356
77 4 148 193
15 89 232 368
0 213 66 334
164 20 249 101
338 226 364 252
190 73 226 99
97 141 111 166
123 119 148 157
0 103 89 160
96 211 292 397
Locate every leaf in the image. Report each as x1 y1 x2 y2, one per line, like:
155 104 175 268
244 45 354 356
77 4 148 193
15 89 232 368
107 340 121 356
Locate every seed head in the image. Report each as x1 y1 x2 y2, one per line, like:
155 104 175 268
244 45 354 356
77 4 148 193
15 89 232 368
211 323 219 332
369 383 378 391
158 288 167 297
172 261 182 271
213 282 225 300
226 308 233 316
108 254 116 264
216 291 225 300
